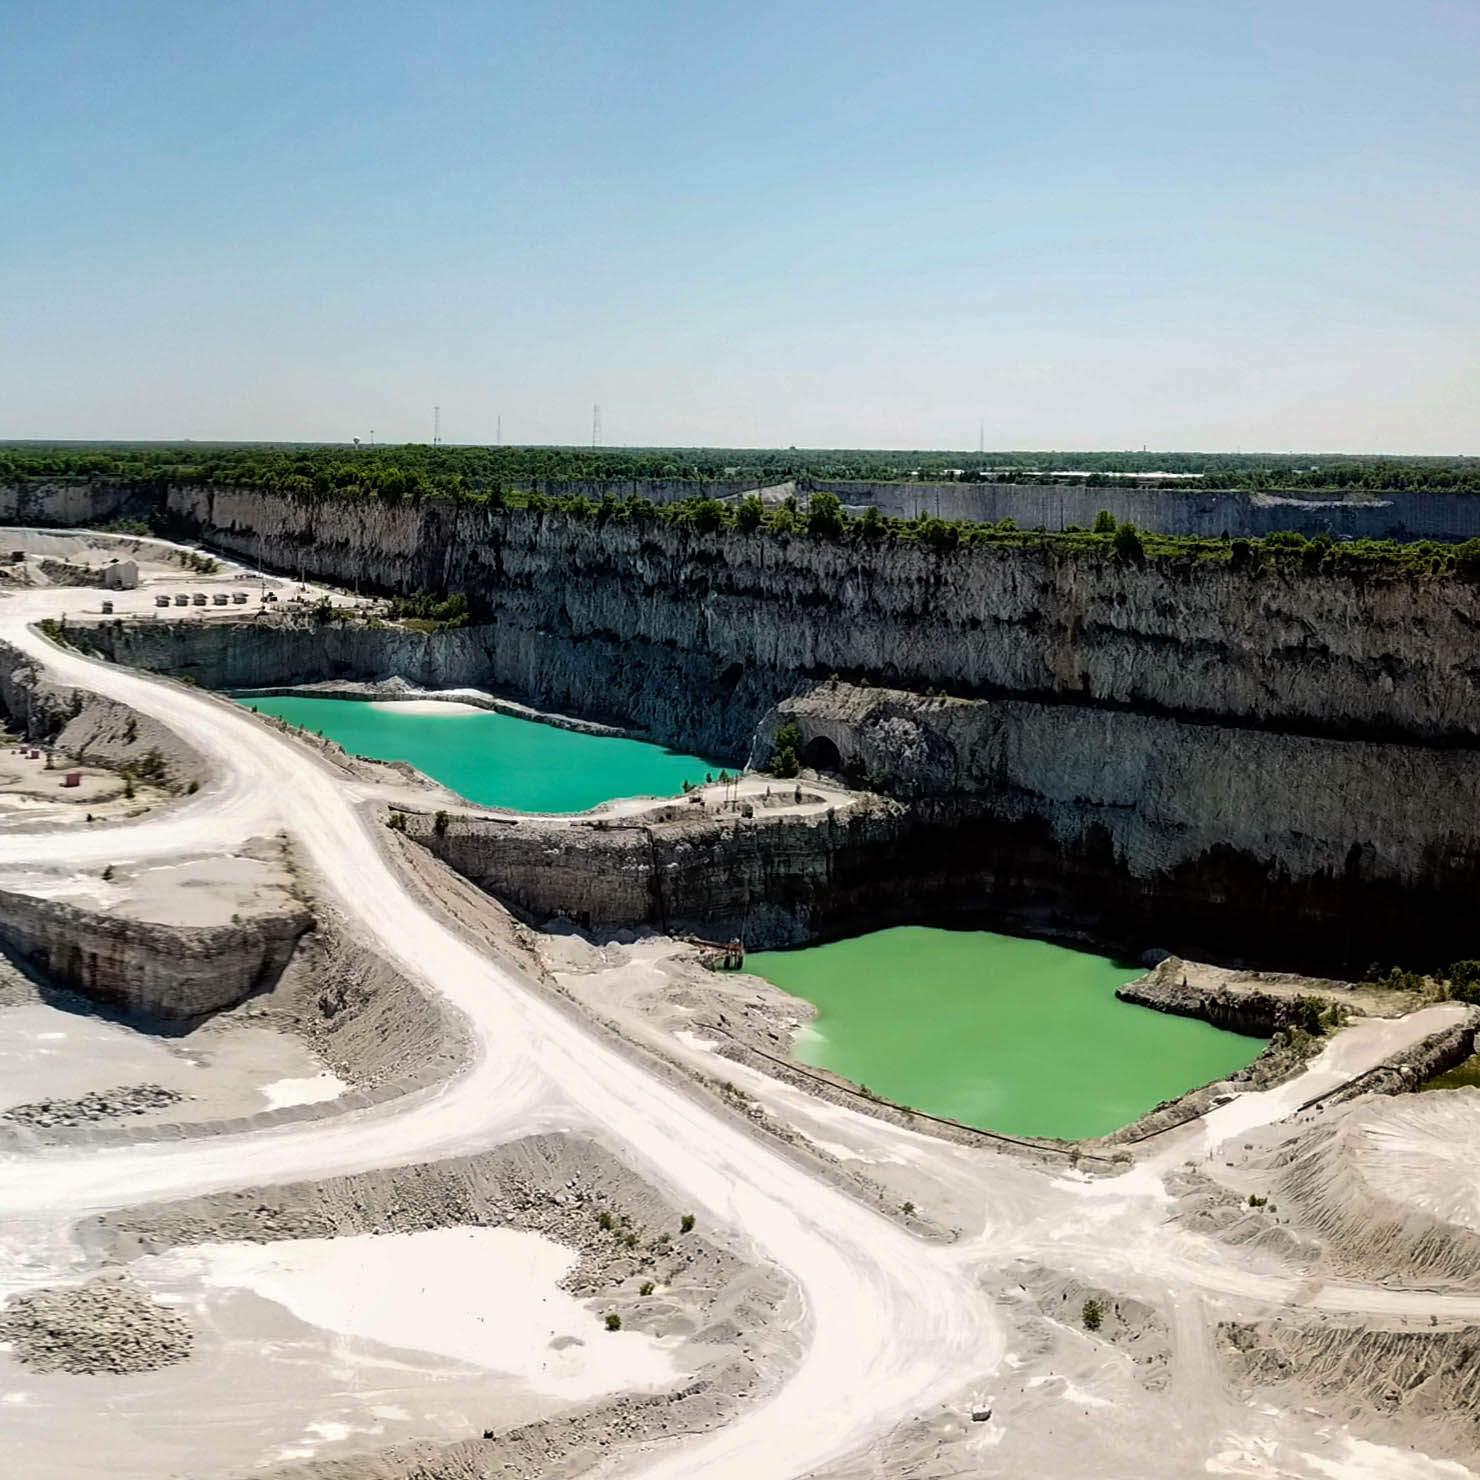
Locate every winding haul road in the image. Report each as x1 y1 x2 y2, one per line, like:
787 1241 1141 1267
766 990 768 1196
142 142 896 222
1 553 1475 1479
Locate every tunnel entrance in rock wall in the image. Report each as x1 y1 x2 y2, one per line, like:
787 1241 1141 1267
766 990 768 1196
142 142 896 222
801 734 843 774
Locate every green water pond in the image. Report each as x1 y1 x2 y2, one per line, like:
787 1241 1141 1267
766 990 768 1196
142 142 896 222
238 694 716 813
745 926 1265 1140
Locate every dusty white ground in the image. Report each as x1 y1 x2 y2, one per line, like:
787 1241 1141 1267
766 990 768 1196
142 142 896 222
0 530 1476 1478
0 1000 347 1126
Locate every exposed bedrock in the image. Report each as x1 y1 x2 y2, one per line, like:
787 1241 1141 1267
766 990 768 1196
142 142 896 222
748 684 1480 970
410 679 1480 969
154 485 1480 750
0 636 205 786
43 483 1480 964
404 800 921 950
0 886 311 1020
68 599 1480 967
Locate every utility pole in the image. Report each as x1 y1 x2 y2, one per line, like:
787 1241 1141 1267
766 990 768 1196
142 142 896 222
592 404 602 448
433 406 441 446
496 414 502 447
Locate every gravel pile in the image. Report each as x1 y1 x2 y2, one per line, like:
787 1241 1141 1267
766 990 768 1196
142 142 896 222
0 1274 193 1374
3 1082 185 1129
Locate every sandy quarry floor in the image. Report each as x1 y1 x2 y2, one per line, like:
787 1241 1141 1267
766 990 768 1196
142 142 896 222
3 533 1480 1479
0 841 299 929
0 1226 682 1480
0 743 169 829
0 998 346 1131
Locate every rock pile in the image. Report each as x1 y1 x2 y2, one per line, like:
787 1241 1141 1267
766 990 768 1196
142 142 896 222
0 1275 193 1374
3 1082 185 1129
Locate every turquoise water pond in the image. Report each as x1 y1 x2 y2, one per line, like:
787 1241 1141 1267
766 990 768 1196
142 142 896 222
746 926 1265 1140
239 694 716 813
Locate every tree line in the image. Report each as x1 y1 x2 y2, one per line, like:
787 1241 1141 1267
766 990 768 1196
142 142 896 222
2 441 1478 497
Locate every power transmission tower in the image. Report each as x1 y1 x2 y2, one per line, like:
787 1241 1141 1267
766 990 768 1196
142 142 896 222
433 406 441 446
496 414 502 446
978 418 984 454
592 404 602 448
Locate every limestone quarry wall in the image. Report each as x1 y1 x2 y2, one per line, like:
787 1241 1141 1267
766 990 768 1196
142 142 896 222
814 479 1480 541
74 619 500 699
0 480 155 528
747 684 1480 968
0 887 312 1019
400 801 924 949
150 485 1480 757
13 481 1480 966
403 680 1480 968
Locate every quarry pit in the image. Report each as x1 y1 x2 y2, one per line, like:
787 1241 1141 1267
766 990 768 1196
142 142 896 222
2 508 1480 1479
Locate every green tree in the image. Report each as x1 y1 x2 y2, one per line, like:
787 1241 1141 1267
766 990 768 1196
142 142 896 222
735 495 765 532
1111 522 1144 561
767 724 801 778
1081 1298 1105 1332
1092 509 1117 534
806 491 846 539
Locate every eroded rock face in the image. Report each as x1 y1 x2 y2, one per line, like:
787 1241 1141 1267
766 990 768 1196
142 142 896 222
32 487 1480 965
155 486 1480 752
0 886 311 1020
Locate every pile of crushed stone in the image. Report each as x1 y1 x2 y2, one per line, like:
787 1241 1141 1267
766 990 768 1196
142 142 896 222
0 1274 193 1374
3 1083 185 1129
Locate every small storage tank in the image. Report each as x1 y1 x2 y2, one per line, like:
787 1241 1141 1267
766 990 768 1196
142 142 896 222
155 594 171 607
62 771 81 788
212 592 229 605
192 593 207 606
232 590 248 603
174 593 189 607
100 600 113 614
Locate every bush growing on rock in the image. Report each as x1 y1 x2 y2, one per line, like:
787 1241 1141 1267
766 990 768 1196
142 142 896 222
1111 522 1144 561
766 724 801 779
680 1213 696 1234
604 1312 622 1331
1092 509 1117 533
1081 1298 1104 1332
806 491 846 539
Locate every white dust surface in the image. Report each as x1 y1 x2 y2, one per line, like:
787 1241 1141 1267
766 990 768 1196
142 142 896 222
1355 1092 1480 1234
368 699 484 716
258 1072 347 1111
140 1227 680 1400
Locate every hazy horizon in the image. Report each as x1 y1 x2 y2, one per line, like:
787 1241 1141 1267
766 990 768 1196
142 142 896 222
3 437 1475 461
5 1 1476 453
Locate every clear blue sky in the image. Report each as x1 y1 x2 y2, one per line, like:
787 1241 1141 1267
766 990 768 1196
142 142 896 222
4 0 1476 451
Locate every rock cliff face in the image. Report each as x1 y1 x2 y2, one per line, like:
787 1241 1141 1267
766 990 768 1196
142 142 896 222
0 479 154 527
753 683 1480 969
401 800 926 949
0 638 203 785
21 483 1480 968
0 886 311 1020
155 485 1480 755
75 620 500 703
